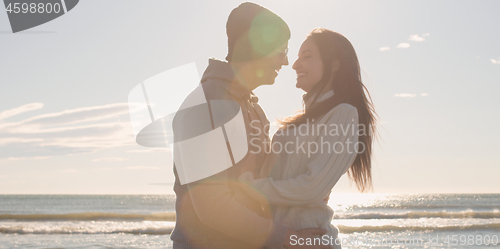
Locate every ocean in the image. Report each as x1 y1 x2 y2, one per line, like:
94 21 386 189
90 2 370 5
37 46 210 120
0 194 498 248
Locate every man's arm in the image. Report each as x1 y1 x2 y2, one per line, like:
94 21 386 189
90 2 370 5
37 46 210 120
186 171 288 248
187 171 334 249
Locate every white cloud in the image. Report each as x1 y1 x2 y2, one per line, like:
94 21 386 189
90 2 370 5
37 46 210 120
0 103 43 120
0 175 6 178
20 103 138 126
395 93 417 98
98 168 116 171
127 166 161 170
6 157 28 161
422 33 430 37
0 103 138 159
92 157 129 162
127 148 169 153
4 156 49 161
491 59 500 65
62 169 79 173
379 47 390 51
397 43 410 49
394 93 428 98
149 182 173 186
0 138 43 146
8 123 125 137
408 34 425 42
34 156 50 159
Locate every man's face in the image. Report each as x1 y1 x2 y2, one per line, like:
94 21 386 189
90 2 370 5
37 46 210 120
254 41 289 86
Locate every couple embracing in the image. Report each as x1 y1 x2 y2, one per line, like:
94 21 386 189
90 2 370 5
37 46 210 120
170 2 377 249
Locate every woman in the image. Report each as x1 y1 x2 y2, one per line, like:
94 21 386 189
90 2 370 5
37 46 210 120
239 28 377 248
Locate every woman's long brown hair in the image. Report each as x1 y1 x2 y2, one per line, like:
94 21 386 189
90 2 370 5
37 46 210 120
280 28 377 192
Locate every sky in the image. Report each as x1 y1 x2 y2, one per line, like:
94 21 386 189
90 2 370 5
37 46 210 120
0 0 499 194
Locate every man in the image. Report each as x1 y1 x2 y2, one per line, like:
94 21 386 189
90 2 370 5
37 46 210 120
170 3 333 248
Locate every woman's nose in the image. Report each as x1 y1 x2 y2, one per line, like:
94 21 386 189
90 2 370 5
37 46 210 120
292 59 300 70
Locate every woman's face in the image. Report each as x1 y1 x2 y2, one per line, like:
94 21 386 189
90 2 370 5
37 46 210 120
293 38 324 92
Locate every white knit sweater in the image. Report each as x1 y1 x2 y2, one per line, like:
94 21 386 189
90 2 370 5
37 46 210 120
239 101 359 248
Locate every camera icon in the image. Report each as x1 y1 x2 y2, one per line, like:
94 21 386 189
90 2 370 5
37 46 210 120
4 0 79 33
128 63 249 185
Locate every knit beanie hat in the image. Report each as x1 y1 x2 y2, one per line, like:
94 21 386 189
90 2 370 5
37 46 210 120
226 2 290 62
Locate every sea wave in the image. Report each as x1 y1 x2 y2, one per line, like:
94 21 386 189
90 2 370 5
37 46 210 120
335 210 500 219
2 210 499 222
0 212 176 221
0 226 174 235
345 204 500 210
337 223 500 233
1 222 499 235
